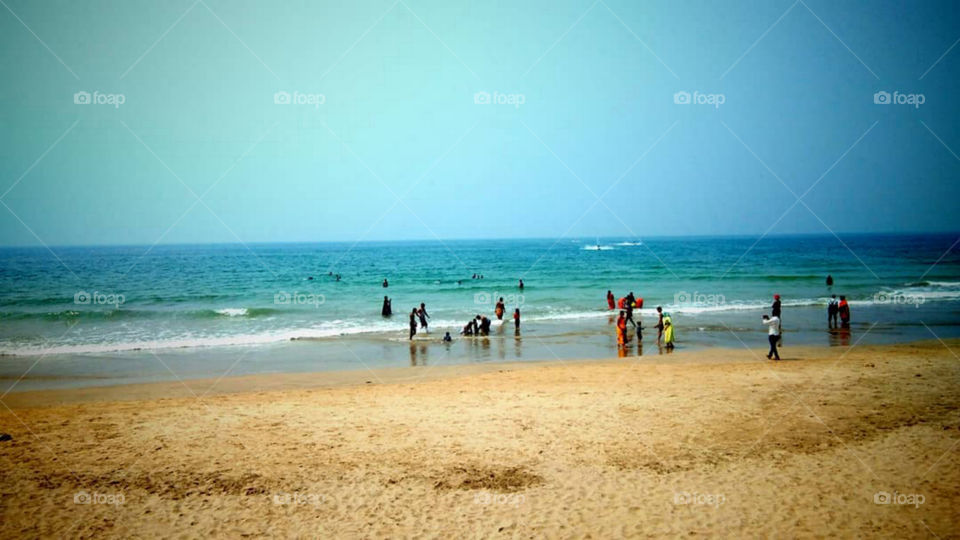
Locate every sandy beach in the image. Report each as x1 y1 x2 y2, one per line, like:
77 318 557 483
1 340 958 538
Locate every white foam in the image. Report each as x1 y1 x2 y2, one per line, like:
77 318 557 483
3 291 958 356
215 308 248 317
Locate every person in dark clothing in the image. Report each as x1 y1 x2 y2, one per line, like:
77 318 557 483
418 303 430 330
625 292 637 328
408 309 418 340
382 279 389 288
479 316 492 336
513 308 520 331
655 306 665 345
381 296 392 317
826 275 834 286
772 294 782 345
827 295 839 328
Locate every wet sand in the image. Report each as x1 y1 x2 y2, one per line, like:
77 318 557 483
1 340 958 538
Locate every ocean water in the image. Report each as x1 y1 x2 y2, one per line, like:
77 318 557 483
1 234 958 390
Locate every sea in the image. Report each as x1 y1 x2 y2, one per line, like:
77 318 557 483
1 234 958 391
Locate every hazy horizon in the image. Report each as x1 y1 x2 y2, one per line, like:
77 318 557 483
1 229 957 250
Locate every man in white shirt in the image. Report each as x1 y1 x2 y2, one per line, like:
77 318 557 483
762 314 781 360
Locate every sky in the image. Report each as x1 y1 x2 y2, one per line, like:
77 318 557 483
0 0 958 246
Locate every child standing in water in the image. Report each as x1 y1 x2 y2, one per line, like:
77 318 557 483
513 308 520 331
495 297 505 320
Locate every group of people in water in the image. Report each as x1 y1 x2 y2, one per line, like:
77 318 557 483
379 294 434 340
610 279 854 360
460 298 521 338
762 281 852 360
608 291 675 349
380 278 525 341
377 273 856 354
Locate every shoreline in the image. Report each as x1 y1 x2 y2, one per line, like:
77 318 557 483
2 338 953 409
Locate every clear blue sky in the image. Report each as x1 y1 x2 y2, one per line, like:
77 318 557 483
1 0 958 246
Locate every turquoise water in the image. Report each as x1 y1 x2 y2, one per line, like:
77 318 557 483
1 234 958 390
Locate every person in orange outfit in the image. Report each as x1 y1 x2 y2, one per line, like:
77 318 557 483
616 310 628 346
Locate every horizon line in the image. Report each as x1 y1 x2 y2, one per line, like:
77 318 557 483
0 230 957 250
